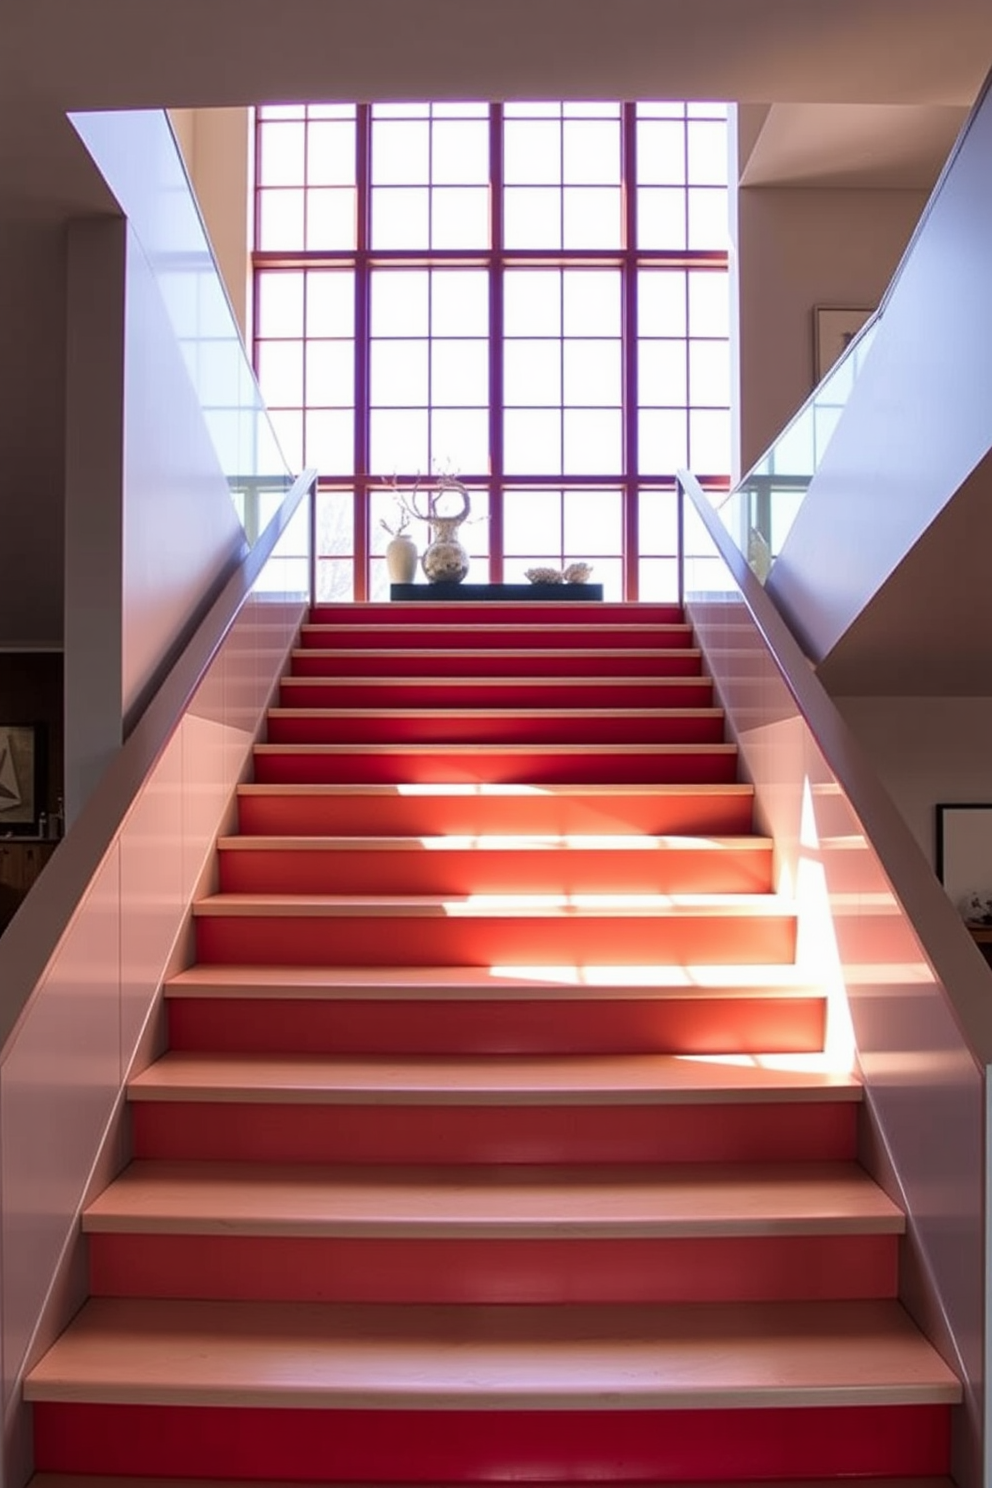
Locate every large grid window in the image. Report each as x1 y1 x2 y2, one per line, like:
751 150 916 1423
254 101 730 600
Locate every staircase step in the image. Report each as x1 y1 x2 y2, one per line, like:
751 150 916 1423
236 782 758 838
290 647 703 678
192 891 796 967
280 674 715 709
300 623 694 651
85 1159 901 1303
165 965 824 1056
215 834 773 897
128 1052 860 1164
27 1478 960 1488
309 601 687 626
252 741 740 786
26 1298 958 1479
265 707 727 747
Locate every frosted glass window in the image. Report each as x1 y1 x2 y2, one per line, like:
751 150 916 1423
257 341 303 407
689 341 730 407
563 188 622 248
640 409 688 472
504 121 561 182
504 342 561 406
563 341 622 407
563 122 620 183
258 190 305 250
371 272 429 337
258 272 304 338
505 272 561 337
431 340 489 406
372 121 430 183
306 342 354 406
430 410 490 472
504 410 562 474
307 189 356 249
639 272 687 338
431 272 489 337
307 122 356 185
563 272 620 337
637 121 686 185
638 490 679 553
431 187 490 249
637 188 686 250
564 409 622 474
564 489 622 551
690 409 731 472
307 272 354 338
687 121 729 186
688 188 729 249
306 410 354 473
688 271 729 338
370 341 429 407
372 188 430 249
432 121 489 182
260 123 305 185
370 409 429 472
504 188 561 249
504 490 562 552
639 341 688 407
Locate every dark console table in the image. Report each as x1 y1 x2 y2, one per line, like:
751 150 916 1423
390 583 604 601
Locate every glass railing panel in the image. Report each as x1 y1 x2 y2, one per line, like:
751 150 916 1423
717 316 879 581
70 109 293 539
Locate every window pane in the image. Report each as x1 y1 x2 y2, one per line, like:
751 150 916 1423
371 271 429 337
258 189 305 250
371 187 430 248
307 121 356 185
639 271 687 337
316 558 355 602
689 340 730 407
638 489 679 553
563 121 620 184
308 104 357 120
306 409 354 473
370 409 429 473
563 188 622 249
258 271 304 338
432 120 489 183
563 340 622 406
307 271 354 337
639 340 688 407
564 489 622 552
373 103 431 119
431 187 490 249
370 340 429 406
564 409 622 474
504 187 561 249
432 271 489 337
259 122 305 185
431 102 490 119
505 271 561 337
563 102 620 119
687 121 728 186
688 271 729 338
637 121 685 185
640 408 688 472
317 489 355 553
687 101 729 119
259 104 306 121
504 409 562 474
504 490 561 553
372 120 430 183
257 340 303 407
432 340 489 406
307 188 356 249
504 102 562 118
563 271 620 336
688 187 728 249
637 187 686 249
504 341 561 406
689 409 730 472
504 121 561 182
306 341 354 406
430 409 490 472
268 409 303 471
638 557 678 600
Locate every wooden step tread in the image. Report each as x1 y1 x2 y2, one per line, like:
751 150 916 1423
254 742 737 756
27 1478 959 1488
128 1052 860 1105
24 1296 960 1409
216 834 771 854
282 674 713 688
83 1160 903 1238
165 963 821 1000
267 707 724 721
238 782 755 800
301 624 694 637
192 892 789 918
292 647 702 660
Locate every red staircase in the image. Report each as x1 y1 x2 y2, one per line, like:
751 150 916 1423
26 600 959 1486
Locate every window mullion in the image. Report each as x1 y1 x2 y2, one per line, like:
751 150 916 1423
623 101 639 602
489 102 504 583
354 103 371 601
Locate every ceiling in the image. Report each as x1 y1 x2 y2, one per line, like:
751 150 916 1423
1 0 991 219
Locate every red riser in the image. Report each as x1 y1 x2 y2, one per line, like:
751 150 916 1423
131 1100 858 1166
290 651 703 678
280 678 714 709
167 994 824 1057
300 625 691 651
264 712 727 747
236 789 756 839
251 747 739 787
310 602 687 626
33 1400 950 1481
194 909 797 968
215 845 773 897
89 1231 898 1304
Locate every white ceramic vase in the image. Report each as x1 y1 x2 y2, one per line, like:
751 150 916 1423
385 533 418 584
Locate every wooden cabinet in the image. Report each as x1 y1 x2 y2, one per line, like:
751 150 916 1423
0 840 57 932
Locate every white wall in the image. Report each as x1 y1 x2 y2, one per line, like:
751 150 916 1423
835 696 992 869
735 183 926 473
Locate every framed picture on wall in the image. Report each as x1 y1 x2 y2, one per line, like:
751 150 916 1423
0 724 46 835
935 802 992 921
813 306 874 383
